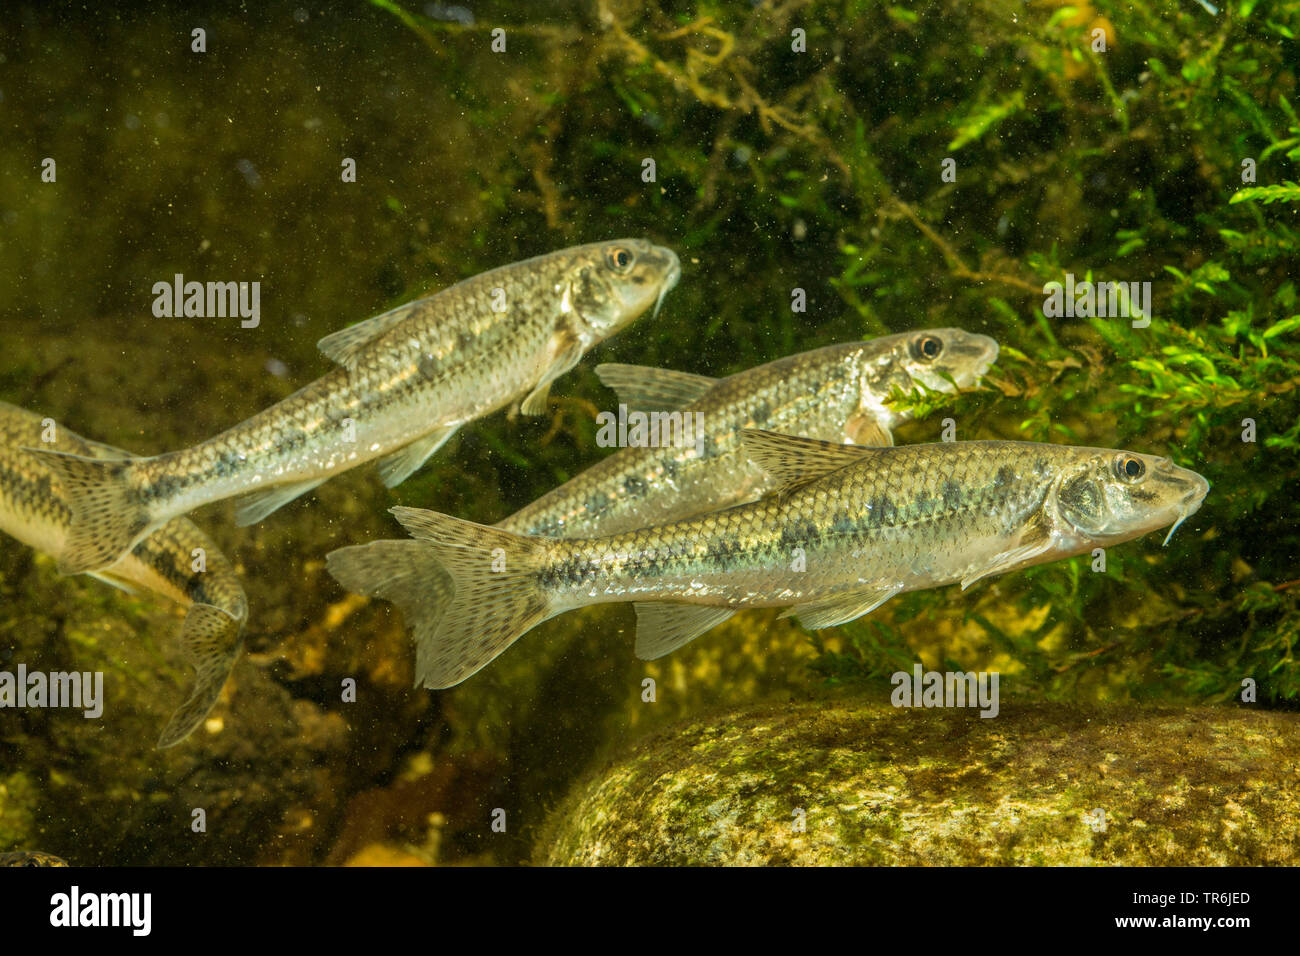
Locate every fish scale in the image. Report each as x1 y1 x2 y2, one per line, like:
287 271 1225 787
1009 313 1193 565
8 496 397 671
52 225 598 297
32 239 681 575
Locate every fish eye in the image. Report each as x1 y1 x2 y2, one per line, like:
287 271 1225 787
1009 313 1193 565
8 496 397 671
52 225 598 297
1113 453 1146 483
606 246 635 272
910 334 944 362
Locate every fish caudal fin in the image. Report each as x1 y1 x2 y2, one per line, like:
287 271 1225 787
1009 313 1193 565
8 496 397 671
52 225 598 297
327 539 456 679
156 603 245 749
22 448 153 574
328 507 552 688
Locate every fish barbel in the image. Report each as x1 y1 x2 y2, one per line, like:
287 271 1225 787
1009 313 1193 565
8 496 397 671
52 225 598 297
332 430 1208 687
32 240 681 574
0 401 247 748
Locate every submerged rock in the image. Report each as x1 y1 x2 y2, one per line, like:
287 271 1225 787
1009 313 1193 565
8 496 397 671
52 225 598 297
539 700 1300 866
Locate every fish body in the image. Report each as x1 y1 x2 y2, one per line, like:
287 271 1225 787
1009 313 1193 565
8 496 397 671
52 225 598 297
0 402 246 747
501 328 999 538
330 431 1208 687
34 240 681 574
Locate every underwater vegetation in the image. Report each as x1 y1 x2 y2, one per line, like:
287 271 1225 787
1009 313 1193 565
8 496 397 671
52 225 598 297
0 0 1296 866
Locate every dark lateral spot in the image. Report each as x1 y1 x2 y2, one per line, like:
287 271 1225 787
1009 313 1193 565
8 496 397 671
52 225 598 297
751 400 771 425
214 449 244 477
586 492 609 513
872 495 897 524
624 475 647 495
780 518 819 550
995 466 1014 488
830 511 855 535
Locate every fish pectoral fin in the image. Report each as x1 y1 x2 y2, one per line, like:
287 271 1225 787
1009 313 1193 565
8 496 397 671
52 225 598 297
633 603 736 660
519 341 585 416
782 583 903 629
595 364 718 412
156 602 245 749
316 300 421 368
376 425 460 488
960 519 1055 590
234 476 328 527
740 429 883 495
845 411 894 447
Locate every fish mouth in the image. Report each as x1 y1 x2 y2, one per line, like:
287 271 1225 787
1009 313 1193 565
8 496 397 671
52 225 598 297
1161 471 1210 547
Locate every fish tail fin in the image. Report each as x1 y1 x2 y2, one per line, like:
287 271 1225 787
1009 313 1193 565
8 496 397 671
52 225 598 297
22 448 154 574
327 507 553 688
156 603 245 749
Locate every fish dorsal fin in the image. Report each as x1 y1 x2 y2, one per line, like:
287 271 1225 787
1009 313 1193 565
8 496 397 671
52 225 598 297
317 300 421 368
633 603 736 660
596 364 719 412
740 429 880 495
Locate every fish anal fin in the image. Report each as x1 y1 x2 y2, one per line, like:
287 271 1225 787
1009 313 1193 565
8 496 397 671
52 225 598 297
595 364 718 412
377 425 459 488
234 476 327 527
740 429 881 496
782 583 902 629
316 301 420 368
633 603 735 660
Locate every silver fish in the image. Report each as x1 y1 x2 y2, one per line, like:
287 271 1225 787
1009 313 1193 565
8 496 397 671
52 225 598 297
33 240 681 574
331 431 1208 687
0 402 247 747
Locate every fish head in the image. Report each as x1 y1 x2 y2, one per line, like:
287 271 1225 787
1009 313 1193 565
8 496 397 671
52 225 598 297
1054 448 1210 547
853 328 999 432
565 239 681 338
